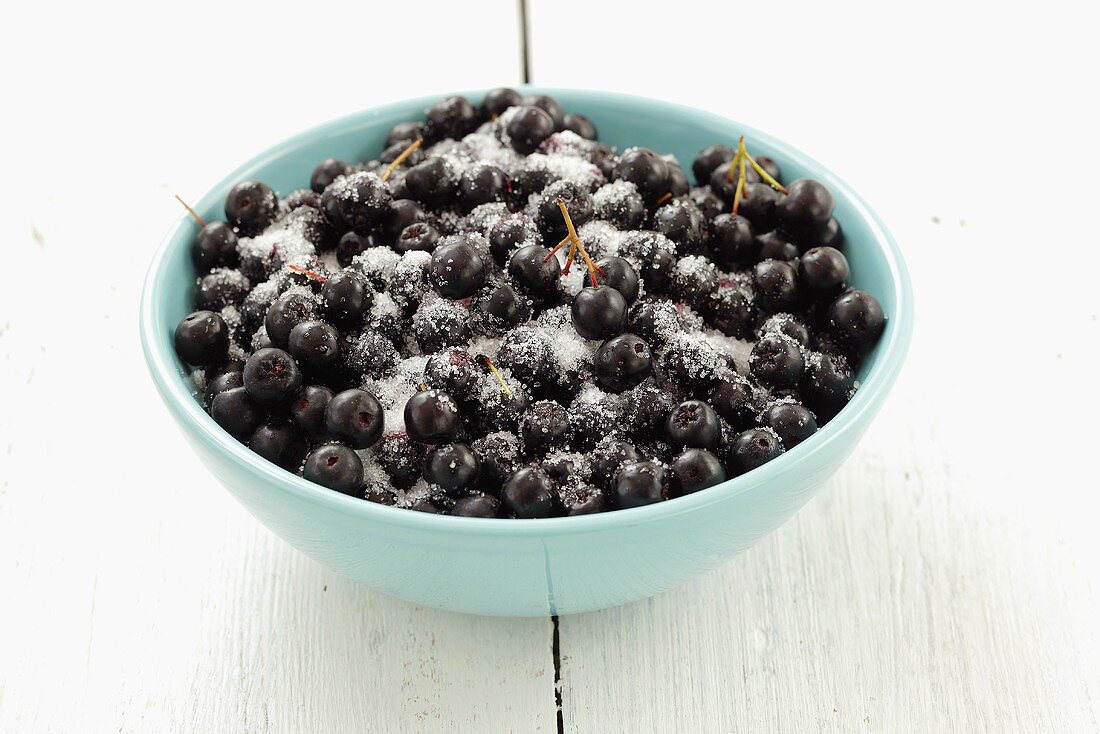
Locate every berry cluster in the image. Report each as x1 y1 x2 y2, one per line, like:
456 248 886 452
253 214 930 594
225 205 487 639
173 90 886 518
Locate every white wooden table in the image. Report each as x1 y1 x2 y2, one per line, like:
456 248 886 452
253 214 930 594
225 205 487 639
2 1 1098 730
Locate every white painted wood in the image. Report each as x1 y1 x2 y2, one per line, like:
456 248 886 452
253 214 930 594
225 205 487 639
2 0 1099 730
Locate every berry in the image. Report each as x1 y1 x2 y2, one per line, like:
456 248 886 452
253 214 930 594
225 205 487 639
776 178 834 241
288 320 342 377
336 232 375 267
749 333 805 388
477 282 530 329
571 286 627 340
249 422 309 471
760 313 810 347
669 255 718 303
345 329 400 379
291 385 334 440
665 399 721 449
303 444 364 495
611 461 668 509
708 213 756 266
205 369 243 408
534 180 593 241
522 94 565 129
429 237 486 298
728 428 785 475
452 493 502 517
594 333 653 392
321 171 392 234
626 299 681 346
590 439 640 486
617 148 669 204
310 158 351 194
458 163 508 210
382 198 429 242
404 389 460 443
692 144 734 185
560 485 609 515
424 443 481 495
508 244 561 300
320 271 371 329
489 216 534 263
376 432 428 488
706 284 754 339
501 467 556 518
519 400 570 454
583 256 639 304
653 200 707 253
761 401 818 448
285 188 320 210
192 221 239 272
404 158 457 207
423 349 479 399
562 113 597 140
756 231 799 261
385 121 424 147
689 187 724 220
753 259 800 313
265 291 319 348
481 87 522 119
827 290 886 353
210 387 262 440
801 352 855 419
225 180 278 235
737 183 781 231
324 389 384 449
412 298 472 353
471 432 521 490
616 231 676 292
424 95 478 142
670 448 726 496
411 499 442 513
243 347 302 404
174 310 230 366
506 106 555 154
379 140 425 169
710 374 760 429
820 218 844 249
396 222 441 253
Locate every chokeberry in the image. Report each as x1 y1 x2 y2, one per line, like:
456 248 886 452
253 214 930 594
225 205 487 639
653 200 707 253
404 158 457 208
477 282 530 329
562 113 597 140
589 439 640 486
761 401 818 448
210 386 262 440
753 259 800 313
291 385 334 440
594 333 653 392
205 369 243 408
321 171 392 235
710 374 760 429
749 333 805 388
827 290 886 353
665 399 721 450
488 216 534 263
506 106 555 155
310 158 351 194
225 180 278 235
385 121 424 148
571 286 627 340
692 144 734 185
452 493 502 517
288 320 342 377
508 244 562 300
611 461 668 509
429 237 486 298
501 467 557 518
519 400 570 454
396 222 441 253
583 256 639 304
800 351 855 420
303 444 364 495
192 221 239 272
670 448 726 496
404 389 460 443
383 198 429 242
760 313 810 347
737 182 781 231
320 271 371 329
243 347 302 404
424 443 481 495
560 485 609 515
324 389 384 449
728 428 785 475
249 422 309 472
424 95 479 142
617 148 670 204
458 163 508 210
174 310 230 367
708 213 756 267
776 178 834 242
265 291 319 348
522 94 565 129
756 231 799 261
481 87 522 119
336 232 375 267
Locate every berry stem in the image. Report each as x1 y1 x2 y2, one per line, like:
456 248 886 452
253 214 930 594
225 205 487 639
476 354 514 398
555 198 600 286
174 194 206 227
380 138 423 182
288 263 328 283
725 136 789 197
543 235 573 262
654 192 673 206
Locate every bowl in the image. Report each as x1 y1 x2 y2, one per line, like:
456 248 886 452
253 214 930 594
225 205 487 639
140 88 913 616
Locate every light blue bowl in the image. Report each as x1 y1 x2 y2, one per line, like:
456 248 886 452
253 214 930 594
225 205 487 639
140 88 913 616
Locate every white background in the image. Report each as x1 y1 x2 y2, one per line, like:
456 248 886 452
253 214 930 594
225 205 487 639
2 0 1099 731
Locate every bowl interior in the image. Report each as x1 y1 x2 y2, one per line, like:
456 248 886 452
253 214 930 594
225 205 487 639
142 87 912 531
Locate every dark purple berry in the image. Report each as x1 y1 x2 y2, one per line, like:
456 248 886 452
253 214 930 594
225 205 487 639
324 389 383 449
424 95 478 142
776 178 834 242
761 402 818 448
265 291 319 348
562 113 597 140
749 333 805 388
288 320 342 377
210 386 262 440
404 158 457 208
174 310 230 367
670 448 727 496
827 290 886 353
728 428 785 475
594 333 653 392
692 145 734 185
508 244 561 299
291 385 334 440
452 493 501 517
617 148 669 204
753 259 800 313
321 171 392 234
404 389 460 443
584 256 639 304
243 347 302 404
385 121 424 148
501 467 556 518
458 164 508 210
611 461 668 509
506 106 555 154
320 271 371 329
192 221 239 272
249 422 309 471
429 237 486 298
571 286 627 341
424 443 480 495
310 158 351 194
800 352 855 419
708 213 756 266
710 374 760 429
518 400 570 454
664 399 721 449
303 444 364 495
522 94 565 129
225 180 278 235
481 87 522 119
396 222 440 253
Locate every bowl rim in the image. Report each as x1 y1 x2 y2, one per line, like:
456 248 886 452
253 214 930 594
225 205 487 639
140 86 913 537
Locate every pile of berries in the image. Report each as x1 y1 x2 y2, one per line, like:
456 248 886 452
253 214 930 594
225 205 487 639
173 89 886 518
